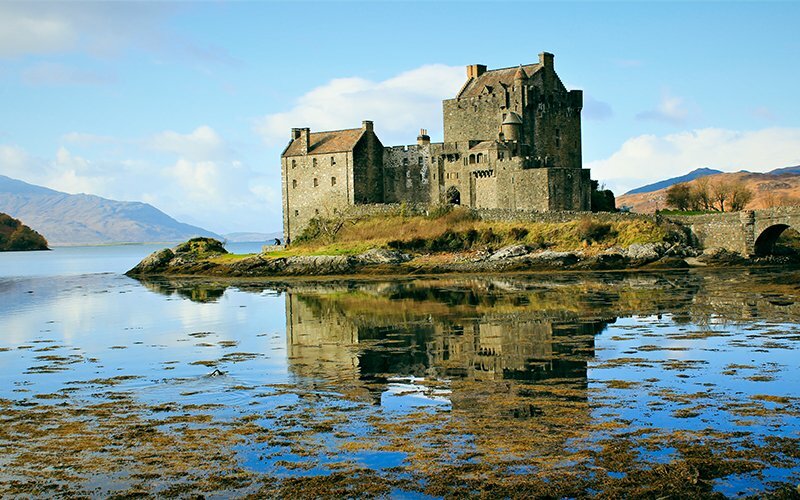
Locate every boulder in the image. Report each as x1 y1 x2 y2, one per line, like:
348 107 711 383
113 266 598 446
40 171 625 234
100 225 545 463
489 244 531 261
127 248 174 275
624 243 666 262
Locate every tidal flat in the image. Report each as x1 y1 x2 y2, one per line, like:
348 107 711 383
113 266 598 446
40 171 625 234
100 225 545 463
1 269 800 497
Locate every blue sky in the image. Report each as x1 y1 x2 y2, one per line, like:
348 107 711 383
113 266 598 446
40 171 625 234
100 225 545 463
2 1 799 233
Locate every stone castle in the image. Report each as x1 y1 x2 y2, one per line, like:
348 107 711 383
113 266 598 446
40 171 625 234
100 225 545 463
281 52 591 241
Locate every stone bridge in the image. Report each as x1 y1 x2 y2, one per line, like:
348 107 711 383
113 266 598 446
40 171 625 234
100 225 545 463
665 207 800 256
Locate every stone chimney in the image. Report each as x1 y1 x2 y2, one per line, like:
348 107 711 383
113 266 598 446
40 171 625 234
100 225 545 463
298 128 310 154
466 64 487 79
291 128 302 140
417 128 430 146
539 52 554 69
362 120 374 132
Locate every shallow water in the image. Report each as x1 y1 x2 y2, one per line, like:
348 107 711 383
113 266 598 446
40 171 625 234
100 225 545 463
1 247 799 497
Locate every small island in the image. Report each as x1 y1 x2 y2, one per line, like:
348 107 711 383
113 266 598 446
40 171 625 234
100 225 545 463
0 213 49 252
127 206 792 279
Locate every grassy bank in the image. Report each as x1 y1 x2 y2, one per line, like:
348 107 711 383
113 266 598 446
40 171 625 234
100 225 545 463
277 207 683 257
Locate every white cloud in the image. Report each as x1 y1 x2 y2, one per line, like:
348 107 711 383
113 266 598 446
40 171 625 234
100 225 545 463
588 127 800 194
636 92 690 125
21 62 116 86
0 3 238 66
149 126 228 161
0 4 76 57
0 126 280 233
255 64 464 146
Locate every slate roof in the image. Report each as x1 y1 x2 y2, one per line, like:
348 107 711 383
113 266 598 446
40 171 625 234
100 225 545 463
283 128 364 157
457 63 541 99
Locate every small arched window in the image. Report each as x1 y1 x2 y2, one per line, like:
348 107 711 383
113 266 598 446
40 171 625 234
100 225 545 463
312 158 317 168
331 176 336 186
291 159 296 169
292 179 297 189
313 178 319 187
476 153 483 164
330 156 336 166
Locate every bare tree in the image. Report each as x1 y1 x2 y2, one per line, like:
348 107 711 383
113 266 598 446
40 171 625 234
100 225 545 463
711 181 730 212
691 177 712 210
666 183 692 211
729 182 753 211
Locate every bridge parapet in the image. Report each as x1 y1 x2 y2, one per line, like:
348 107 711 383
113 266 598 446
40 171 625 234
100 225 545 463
665 207 800 256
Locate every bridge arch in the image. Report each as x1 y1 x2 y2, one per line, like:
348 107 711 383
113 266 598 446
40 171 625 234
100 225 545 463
754 223 792 256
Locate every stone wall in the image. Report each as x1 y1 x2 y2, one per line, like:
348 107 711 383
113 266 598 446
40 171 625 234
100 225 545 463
665 212 751 255
383 144 431 204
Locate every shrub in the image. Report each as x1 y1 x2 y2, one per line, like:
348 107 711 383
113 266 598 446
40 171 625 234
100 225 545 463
509 227 529 241
577 218 615 243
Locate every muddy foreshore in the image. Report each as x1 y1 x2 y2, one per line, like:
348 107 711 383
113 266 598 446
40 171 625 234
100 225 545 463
124 238 794 279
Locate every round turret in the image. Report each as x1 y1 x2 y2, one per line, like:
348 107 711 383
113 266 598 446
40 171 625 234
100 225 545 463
501 112 522 142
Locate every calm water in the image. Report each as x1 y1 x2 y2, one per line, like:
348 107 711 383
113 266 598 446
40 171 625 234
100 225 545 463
1 246 799 497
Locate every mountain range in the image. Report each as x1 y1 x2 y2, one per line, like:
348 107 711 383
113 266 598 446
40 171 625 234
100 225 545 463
617 166 800 213
0 175 219 245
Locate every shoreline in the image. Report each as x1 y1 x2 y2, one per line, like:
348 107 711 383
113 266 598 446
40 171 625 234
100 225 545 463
125 238 799 280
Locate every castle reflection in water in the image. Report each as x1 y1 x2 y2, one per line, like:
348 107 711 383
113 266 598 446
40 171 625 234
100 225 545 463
284 279 617 409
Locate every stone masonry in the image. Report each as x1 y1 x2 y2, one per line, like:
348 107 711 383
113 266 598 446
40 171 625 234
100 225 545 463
281 52 592 242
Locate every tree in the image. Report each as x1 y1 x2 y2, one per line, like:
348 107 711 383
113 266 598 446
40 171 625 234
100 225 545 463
729 182 753 211
691 177 712 210
590 180 616 212
711 181 730 212
666 182 692 211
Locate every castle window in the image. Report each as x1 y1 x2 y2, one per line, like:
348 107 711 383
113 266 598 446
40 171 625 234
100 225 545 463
330 156 336 166
292 179 297 189
418 157 423 166
469 154 476 165
291 159 296 169
312 158 318 168
403 158 408 167
476 153 483 164
315 208 319 215
331 176 336 186
313 178 319 187
294 209 299 216
556 128 561 148
433 173 436 180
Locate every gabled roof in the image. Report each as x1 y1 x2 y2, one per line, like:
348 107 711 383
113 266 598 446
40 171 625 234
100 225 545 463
457 63 541 99
283 128 364 157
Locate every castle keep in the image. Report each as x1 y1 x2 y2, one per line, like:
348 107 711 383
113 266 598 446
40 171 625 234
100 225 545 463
281 52 591 241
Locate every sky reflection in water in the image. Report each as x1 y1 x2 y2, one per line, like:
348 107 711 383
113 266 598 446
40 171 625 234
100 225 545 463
1 266 799 497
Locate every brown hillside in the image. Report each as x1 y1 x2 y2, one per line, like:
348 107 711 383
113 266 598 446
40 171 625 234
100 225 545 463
616 171 800 213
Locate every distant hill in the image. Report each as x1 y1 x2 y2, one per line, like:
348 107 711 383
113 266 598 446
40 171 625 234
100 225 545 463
224 231 282 243
624 167 723 195
0 175 218 245
767 164 800 176
617 170 800 213
0 212 48 251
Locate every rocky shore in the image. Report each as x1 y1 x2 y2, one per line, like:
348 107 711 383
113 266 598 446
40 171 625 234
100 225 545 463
125 237 782 279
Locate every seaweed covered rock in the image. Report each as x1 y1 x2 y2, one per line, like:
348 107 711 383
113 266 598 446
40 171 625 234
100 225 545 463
127 238 227 275
0 213 49 251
